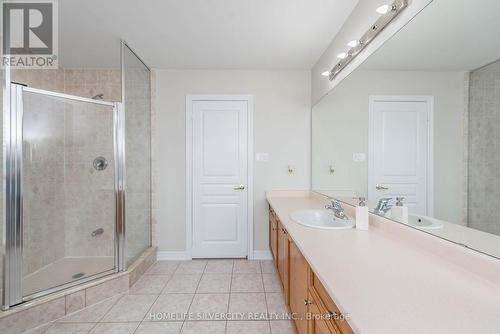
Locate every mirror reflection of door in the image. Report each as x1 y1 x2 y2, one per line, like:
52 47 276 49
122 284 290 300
368 96 433 215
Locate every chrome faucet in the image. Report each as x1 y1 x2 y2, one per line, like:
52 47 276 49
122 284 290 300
375 198 392 215
325 199 348 220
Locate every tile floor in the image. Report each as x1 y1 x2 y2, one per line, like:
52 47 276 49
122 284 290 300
24 260 295 334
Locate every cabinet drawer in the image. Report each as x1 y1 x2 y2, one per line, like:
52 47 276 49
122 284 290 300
308 295 340 334
310 273 353 334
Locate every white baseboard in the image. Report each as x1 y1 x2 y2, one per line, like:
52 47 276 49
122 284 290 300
157 251 192 261
252 250 273 260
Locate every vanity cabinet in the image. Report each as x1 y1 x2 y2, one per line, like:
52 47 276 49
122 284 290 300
309 272 353 334
269 207 278 262
308 297 339 334
277 220 290 303
269 206 353 334
289 240 309 334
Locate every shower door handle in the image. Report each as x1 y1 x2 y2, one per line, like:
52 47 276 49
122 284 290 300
91 228 104 237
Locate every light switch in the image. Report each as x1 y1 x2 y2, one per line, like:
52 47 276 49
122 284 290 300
255 153 269 162
353 153 366 162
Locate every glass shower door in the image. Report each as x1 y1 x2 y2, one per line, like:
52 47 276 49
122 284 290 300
4 84 124 307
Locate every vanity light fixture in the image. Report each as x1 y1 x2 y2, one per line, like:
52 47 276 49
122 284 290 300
327 0 408 81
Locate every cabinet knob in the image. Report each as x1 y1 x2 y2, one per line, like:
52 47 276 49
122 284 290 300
304 299 312 305
326 310 338 320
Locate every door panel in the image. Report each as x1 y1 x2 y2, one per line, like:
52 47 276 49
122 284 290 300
3 85 119 306
192 100 248 258
369 98 430 215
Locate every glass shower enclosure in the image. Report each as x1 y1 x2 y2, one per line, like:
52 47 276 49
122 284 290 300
1 40 151 310
3 84 125 308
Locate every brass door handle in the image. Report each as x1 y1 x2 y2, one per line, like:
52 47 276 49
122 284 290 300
376 184 389 190
233 184 245 190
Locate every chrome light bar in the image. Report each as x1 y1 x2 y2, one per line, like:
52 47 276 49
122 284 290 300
329 0 408 81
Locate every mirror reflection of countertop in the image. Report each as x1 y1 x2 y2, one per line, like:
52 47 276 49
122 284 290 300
319 193 500 259
267 190 500 334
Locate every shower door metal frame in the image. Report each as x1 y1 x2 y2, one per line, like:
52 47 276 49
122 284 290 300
2 84 126 310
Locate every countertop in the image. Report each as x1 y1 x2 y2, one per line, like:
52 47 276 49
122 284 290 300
267 191 500 334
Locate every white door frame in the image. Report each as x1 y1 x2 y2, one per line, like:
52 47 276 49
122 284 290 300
186 95 254 259
368 95 434 216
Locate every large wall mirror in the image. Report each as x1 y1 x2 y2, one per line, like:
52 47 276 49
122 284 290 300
312 0 500 259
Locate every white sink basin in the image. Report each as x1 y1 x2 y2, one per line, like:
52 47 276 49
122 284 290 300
407 214 443 230
290 210 354 230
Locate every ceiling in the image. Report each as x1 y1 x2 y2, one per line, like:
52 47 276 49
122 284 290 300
361 0 500 71
58 0 359 69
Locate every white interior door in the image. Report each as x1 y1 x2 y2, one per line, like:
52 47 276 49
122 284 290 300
368 97 432 215
191 99 249 258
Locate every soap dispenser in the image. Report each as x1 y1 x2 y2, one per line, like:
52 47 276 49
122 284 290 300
390 196 409 223
355 197 369 230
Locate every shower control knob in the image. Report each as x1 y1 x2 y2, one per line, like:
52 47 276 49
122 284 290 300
93 157 108 171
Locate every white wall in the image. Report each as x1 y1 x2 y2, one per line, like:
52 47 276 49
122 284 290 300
154 70 311 254
312 70 466 224
311 0 433 104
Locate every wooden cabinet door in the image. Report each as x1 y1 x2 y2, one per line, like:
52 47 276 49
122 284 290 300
277 221 285 282
310 273 353 334
277 222 290 303
289 240 309 334
308 298 338 334
269 209 278 262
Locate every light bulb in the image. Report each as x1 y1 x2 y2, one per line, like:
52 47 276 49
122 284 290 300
376 4 390 14
337 52 348 59
347 40 359 48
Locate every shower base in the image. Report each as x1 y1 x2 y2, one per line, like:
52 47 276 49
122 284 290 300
23 256 115 297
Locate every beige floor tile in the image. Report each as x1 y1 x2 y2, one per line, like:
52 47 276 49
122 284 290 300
188 294 229 320
260 261 277 274
226 321 271 334
175 260 207 274
163 274 201 293
204 260 234 273
58 295 123 323
22 322 54 334
228 293 268 320
231 274 264 292
146 293 194 321
102 294 157 322
147 261 180 275
129 274 171 294
269 320 295 334
197 274 231 293
180 321 226 334
135 322 183 334
233 260 261 273
89 322 139 334
265 293 290 320
44 323 95 334
262 274 282 292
